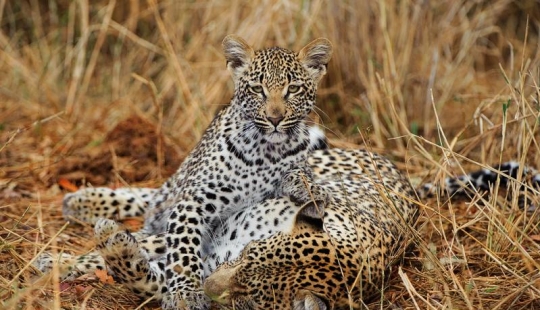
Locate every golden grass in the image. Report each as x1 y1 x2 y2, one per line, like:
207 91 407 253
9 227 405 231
1 0 540 309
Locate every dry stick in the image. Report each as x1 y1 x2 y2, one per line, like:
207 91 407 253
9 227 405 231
77 0 117 108
473 200 540 271
65 2 76 72
424 49 439 142
134 296 155 310
394 89 488 309
506 67 538 251
398 267 438 310
428 88 475 310
499 22 537 216
519 75 540 247
446 107 537 158
483 249 540 297
79 288 96 310
455 194 540 304
0 112 64 153
132 73 164 179
51 223 61 310
297 0 323 47
359 128 447 309
125 0 140 32
520 15 530 75
0 0 5 25
493 286 534 310
29 0 50 62
0 129 22 154
355 129 408 307
389 144 453 295
407 102 540 197
66 0 89 117
109 20 163 54
147 0 195 109
0 39 38 88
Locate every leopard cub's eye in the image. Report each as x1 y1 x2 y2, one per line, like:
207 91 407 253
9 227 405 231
287 85 301 94
250 85 264 94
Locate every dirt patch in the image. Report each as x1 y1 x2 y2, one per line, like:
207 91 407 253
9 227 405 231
54 116 182 187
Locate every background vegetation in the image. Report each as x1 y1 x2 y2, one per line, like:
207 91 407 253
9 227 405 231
1 0 539 309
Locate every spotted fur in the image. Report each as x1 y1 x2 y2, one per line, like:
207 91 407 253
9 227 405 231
420 161 540 209
154 36 332 309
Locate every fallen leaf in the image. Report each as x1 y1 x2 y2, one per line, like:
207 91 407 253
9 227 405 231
59 282 73 292
95 269 115 284
122 217 144 231
75 273 98 282
74 284 93 296
58 178 79 192
530 235 540 242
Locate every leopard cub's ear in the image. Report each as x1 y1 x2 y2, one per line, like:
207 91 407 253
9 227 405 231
297 38 333 83
294 289 329 310
222 35 255 84
295 201 325 231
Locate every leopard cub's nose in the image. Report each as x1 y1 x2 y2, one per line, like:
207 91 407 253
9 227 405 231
267 116 284 126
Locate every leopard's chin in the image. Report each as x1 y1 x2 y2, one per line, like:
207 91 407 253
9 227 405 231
265 132 288 144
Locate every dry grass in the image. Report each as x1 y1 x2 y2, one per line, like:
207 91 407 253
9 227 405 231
1 0 540 309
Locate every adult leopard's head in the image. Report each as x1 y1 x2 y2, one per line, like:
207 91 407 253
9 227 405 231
223 35 332 143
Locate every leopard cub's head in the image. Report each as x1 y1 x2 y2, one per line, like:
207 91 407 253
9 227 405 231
223 35 332 143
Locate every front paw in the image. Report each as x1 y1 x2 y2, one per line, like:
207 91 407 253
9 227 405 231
94 218 122 244
94 219 138 268
283 167 329 207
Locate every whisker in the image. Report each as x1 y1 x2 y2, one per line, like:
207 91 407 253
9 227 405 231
313 105 331 121
304 120 341 138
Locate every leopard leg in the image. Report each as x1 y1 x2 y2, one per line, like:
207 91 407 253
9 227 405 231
162 199 211 310
62 187 157 224
36 187 156 280
34 251 106 281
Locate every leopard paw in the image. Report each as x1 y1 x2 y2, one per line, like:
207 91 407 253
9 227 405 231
282 166 329 208
94 218 148 282
33 252 74 277
94 218 122 244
